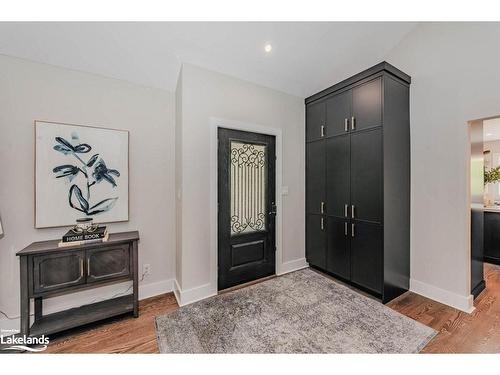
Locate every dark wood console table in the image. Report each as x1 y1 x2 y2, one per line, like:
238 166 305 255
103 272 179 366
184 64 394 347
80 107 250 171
16 231 139 336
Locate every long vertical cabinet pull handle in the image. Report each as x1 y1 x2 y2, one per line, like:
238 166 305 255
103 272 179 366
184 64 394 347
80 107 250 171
321 125 325 137
87 259 90 276
351 205 355 219
351 223 355 237
80 258 84 278
351 116 355 130
344 204 348 217
321 201 325 214
344 118 349 132
321 217 324 231
344 222 348 236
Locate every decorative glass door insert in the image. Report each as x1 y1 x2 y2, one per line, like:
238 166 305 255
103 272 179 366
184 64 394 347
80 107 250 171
230 141 267 235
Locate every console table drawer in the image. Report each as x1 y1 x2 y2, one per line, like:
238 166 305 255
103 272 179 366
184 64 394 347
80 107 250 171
86 245 131 283
33 250 85 293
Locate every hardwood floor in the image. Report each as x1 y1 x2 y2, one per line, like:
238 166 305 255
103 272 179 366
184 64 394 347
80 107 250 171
43 264 500 353
43 293 178 353
388 262 500 353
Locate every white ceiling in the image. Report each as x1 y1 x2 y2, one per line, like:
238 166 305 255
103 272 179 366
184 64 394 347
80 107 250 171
0 22 417 97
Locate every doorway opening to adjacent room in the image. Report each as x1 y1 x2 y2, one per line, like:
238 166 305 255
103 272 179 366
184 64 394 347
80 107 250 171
469 116 500 302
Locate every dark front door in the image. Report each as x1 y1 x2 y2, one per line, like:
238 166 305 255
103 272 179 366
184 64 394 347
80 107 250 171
218 128 276 290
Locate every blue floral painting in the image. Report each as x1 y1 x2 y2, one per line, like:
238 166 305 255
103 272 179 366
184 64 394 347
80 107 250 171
52 134 120 216
35 121 129 228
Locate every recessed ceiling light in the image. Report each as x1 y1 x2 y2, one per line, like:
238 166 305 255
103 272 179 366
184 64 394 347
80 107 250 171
264 43 272 53
487 133 493 136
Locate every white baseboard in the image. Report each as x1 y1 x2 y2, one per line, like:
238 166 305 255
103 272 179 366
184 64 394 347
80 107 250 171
138 278 174 300
174 282 216 307
173 279 181 306
410 278 475 313
0 278 175 335
278 257 309 275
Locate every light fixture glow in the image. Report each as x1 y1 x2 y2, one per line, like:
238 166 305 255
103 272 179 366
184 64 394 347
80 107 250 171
264 43 272 53
487 133 493 136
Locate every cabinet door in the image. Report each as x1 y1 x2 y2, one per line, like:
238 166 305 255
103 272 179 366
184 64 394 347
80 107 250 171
326 90 351 137
306 214 326 269
326 134 350 218
350 221 382 294
352 78 382 131
484 212 500 263
33 250 85 293
326 216 350 279
350 128 383 223
306 140 325 215
306 101 326 141
86 245 130 283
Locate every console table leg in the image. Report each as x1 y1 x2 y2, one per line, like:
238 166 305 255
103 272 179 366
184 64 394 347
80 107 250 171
132 240 139 318
19 256 30 335
34 297 43 321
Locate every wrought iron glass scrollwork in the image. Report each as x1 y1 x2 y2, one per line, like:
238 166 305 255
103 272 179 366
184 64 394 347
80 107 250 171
230 141 267 235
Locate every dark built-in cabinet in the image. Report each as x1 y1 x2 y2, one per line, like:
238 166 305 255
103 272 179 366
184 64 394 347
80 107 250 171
305 62 411 303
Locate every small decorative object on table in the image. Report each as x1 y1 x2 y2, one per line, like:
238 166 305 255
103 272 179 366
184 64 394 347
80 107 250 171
58 218 109 247
74 217 97 232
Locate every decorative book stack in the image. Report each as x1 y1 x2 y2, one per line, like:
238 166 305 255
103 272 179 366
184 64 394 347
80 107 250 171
58 226 109 247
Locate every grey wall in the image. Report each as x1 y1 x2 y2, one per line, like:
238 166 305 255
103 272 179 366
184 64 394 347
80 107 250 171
385 22 500 311
176 64 306 299
0 55 176 328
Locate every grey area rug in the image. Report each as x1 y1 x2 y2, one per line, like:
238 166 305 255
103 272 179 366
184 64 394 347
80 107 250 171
155 268 437 353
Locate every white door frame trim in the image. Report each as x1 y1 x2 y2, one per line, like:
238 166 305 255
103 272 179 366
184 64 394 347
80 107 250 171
209 117 284 293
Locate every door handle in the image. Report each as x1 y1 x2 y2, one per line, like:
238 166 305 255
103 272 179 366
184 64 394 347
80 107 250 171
87 259 90 276
344 204 349 218
80 258 84 278
344 222 348 236
351 205 355 219
321 201 325 214
321 217 324 231
351 116 356 130
351 223 355 237
344 118 349 132
269 204 277 217
321 125 325 137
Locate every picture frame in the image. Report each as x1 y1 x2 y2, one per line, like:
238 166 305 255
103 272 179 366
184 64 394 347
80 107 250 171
34 120 129 228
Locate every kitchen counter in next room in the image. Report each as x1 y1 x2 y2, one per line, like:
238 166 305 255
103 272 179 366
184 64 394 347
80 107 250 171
471 203 500 212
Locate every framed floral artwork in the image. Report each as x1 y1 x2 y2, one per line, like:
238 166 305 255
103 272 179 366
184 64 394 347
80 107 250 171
35 121 129 228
